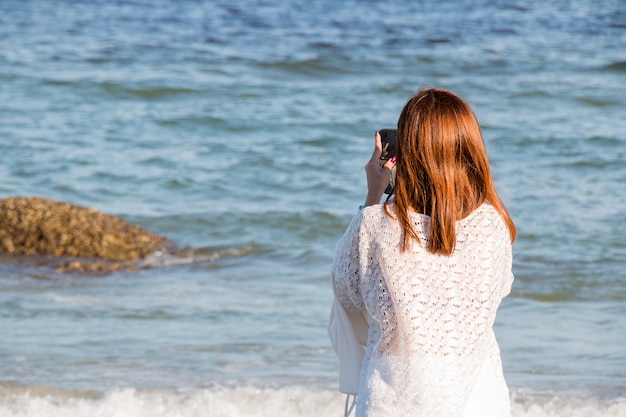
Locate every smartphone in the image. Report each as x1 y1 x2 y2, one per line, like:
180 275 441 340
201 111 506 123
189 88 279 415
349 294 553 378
378 129 397 194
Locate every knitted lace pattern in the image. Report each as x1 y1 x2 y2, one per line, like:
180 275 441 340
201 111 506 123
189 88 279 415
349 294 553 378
332 203 513 417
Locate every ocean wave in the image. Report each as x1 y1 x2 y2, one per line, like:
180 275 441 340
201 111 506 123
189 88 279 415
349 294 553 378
100 82 201 100
147 209 351 246
140 244 258 269
574 96 621 107
37 79 202 100
511 389 626 417
0 386 342 417
601 60 626 72
0 385 624 417
255 55 359 77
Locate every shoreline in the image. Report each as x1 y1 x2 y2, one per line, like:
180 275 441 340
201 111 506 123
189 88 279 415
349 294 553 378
0 383 624 417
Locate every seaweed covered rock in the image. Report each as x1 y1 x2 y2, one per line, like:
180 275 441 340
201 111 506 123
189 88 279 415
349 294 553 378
0 196 168 272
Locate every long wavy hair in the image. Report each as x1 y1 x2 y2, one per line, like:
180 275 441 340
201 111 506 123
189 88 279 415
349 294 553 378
385 88 516 255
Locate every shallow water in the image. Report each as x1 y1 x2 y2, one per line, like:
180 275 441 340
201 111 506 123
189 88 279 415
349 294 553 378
1 0 625 415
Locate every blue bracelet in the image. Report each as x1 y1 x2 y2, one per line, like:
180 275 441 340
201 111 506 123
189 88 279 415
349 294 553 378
358 205 366 211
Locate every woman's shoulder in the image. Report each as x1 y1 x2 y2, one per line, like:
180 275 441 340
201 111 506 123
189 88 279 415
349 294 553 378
359 204 387 219
359 203 405 225
358 203 405 233
461 202 511 241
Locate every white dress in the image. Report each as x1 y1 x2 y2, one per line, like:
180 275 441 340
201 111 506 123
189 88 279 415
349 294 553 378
332 203 513 417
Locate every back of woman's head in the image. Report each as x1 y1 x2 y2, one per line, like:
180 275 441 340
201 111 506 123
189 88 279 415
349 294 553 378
388 88 516 255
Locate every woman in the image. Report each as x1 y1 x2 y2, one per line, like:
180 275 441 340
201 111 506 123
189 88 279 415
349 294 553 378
331 88 516 417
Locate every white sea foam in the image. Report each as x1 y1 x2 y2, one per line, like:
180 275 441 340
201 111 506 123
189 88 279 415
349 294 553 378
140 244 257 268
511 392 626 417
0 386 343 417
0 386 624 417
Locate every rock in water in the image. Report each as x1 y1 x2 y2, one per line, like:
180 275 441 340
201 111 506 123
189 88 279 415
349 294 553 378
0 196 168 272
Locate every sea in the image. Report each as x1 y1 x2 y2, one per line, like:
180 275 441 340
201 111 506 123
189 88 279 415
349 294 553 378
0 0 625 416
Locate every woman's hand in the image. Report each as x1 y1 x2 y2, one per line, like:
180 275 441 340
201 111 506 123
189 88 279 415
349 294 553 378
363 131 396 207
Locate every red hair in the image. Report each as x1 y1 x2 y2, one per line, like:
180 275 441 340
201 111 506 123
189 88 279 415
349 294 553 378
385 88 516 255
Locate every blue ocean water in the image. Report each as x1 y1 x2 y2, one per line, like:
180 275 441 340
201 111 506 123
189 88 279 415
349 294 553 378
1 0 625 416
